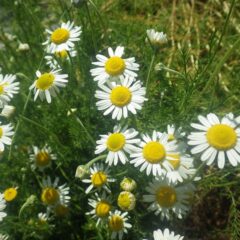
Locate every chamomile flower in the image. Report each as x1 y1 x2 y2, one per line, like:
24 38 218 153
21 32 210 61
3 187 18 202
38 212 49 224
146 29 167 46
130 131 179 176
117 191 136 211
120 177 137 192
29 145 56 171
0 122 14 152
143 179 194 220
91 46 139 85
41 177 70 207
43 21 81 53
82 163 115 194
54 202 70 217
29 69 68 103
86 192 112 226
95 125 140 166
0 234 9 240
0 74 19 107
188 113 240 169
0 105 15 118
165 153 196 183
45 47 77 68
95 76 147 120
150 228 184 240
166 125 185 142
0 193 7 222
108 210 132 240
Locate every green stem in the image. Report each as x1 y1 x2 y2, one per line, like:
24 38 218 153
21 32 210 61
8 91 31 161
85 1 97 52
146 51 156 94
58 95 95 145
86 154 107 168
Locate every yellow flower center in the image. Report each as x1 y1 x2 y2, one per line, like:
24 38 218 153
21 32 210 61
55 50 68 59
54 204 69 216
143 141 166 163
109 215 124 232
35 151 51 167
105 56 126 76
4 188 17 202
91 171 107 187
156 186 177 208
117 191 135 211
168 134 175 142
95 201 111 218
41 187 59 205
167 153 181 169
107 133 126 152
0 127 3 138
36 73 55 90
206 124 237 150
110 86 132 107
51 28 70 45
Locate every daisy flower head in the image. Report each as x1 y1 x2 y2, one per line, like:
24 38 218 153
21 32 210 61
151 228 184 240
41 177 70 207
95 125 140 166
43 21 81 53
165 153 196 183
86 192 112 226
0 234 9 240
117 191 136 211
0 74 19 107
130 131 179 177
95 75 147 120
82 163 115 194
0 122 14 152
45 47 77 68
120 177 137 192
54 202 70 217
38 212 49 224
0 105 15 118
188 113 240 169
146 29 168 46
29 69 68 103
143 178 194 220
166 125 185 142
29 145 56 171
108 210 132 240
0 193 7 222
3 187 18 202
90 46 139 85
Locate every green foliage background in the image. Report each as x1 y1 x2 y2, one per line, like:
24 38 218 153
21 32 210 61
0 0 240 239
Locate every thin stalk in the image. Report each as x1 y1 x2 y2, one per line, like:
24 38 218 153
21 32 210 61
145 50 156 94
86 154 107 168
8 91 31 161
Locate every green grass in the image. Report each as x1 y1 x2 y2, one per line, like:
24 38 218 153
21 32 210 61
0 0 240 239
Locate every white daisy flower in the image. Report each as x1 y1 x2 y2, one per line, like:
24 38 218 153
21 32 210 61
0 105 15 118
43 21 81 53
0 234 9 240
95 125 140 166
86 192 112 226
146 29 167 46
41 177 70 207
120 177 137 192
130 131 179 177
188 113 240 169
166 125 185 142
29 145 57 171
29 69 68 103
90 46 139 85
54 201 70 217
0 122 14 152
45 47 77 68
38 212 49 224
108 210 132 240
143 178 194 220
149 228 184 240
0 193 7 222
117 191 136 211
0 74 19 107
95 76 147 120
82 163 115 194
165 153 196 183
